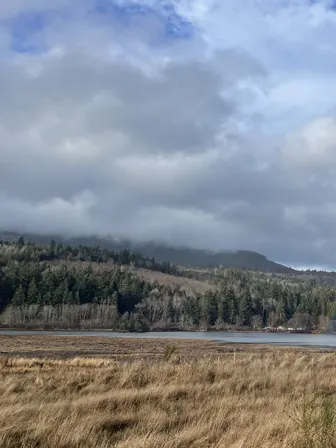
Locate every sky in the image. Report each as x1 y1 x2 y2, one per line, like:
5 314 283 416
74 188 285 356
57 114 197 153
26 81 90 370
1 0 336 268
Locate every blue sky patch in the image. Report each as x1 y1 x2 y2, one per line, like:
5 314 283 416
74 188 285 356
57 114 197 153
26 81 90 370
5 1 194 55
6 11 49 54
94 0 195 39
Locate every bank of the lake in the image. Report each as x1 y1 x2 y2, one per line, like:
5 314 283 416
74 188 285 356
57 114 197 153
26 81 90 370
1 333 334 361
1 330 336 349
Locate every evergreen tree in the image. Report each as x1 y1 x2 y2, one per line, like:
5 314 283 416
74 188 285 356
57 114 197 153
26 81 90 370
228 288 238 325
27 279 38 305
16 236 25 249
276 297 286 325
218 294 229 323
201 291 218 326
239 288 253 327
11 285 25 307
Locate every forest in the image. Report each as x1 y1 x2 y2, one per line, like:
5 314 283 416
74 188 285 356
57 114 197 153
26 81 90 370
0 237 336 331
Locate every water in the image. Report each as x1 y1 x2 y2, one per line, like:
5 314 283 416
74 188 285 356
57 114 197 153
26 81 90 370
1 330 336 348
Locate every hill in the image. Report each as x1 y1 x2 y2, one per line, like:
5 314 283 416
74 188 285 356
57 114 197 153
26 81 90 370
132 244 295 273
0 237 335 332
0 231 294 274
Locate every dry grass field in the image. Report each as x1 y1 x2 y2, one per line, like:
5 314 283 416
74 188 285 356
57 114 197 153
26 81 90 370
0 336 336 448
50 259 214 294
0 335 315 360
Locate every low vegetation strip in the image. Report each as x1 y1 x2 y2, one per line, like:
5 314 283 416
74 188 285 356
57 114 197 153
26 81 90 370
0 335 329 360
0 338 336 447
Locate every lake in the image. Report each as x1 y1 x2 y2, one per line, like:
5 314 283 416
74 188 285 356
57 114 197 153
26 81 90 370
1 330 336 348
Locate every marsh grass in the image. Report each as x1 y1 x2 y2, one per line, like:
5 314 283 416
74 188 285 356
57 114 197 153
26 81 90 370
0 350 336 447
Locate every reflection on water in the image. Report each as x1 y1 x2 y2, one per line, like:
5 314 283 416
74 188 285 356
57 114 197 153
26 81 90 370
0 330 336 347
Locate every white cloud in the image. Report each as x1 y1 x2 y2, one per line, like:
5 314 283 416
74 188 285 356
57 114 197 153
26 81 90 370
282 117 336 169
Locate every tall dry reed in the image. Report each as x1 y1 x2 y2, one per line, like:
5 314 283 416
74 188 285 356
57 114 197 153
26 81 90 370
0 351 335 447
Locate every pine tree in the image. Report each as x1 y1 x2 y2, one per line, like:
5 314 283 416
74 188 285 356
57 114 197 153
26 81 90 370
227 288 238 324
276 297 287 325
218 295 229 323
16 236 25 249
239 288 253 327
186 296 201 326
11 285 25 307
27 279 38 305
201 291 218 326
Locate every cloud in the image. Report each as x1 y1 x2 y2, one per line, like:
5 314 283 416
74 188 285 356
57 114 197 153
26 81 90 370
1 0 336 268
0 0 78 21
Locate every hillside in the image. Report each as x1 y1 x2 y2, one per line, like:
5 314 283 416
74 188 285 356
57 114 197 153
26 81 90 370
0 238 335 332
134 244 294 273
0 231 294 274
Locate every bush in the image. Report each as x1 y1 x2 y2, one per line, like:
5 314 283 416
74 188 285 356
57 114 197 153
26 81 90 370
291 394 336 448
163 344 177 361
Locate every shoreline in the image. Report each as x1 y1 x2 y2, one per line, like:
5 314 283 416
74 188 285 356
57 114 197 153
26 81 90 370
1 334 335 360
0 326 325 334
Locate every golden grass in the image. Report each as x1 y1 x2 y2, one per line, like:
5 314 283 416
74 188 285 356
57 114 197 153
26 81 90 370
1 346 336 447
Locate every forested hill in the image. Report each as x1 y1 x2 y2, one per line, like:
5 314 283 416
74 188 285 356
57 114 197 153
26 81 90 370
0 232 294 274
134 245 294 274
1 238 336 332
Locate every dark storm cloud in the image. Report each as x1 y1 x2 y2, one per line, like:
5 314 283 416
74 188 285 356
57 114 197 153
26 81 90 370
1 0 336 268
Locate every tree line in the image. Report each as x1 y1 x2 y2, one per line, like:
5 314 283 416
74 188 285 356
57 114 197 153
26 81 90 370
0 238 336 331
0 237 180 275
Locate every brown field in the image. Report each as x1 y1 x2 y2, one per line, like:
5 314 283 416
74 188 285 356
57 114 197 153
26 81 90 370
50 260 214 294
129 267 214 293
0 336 336 448
0 335 328 360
